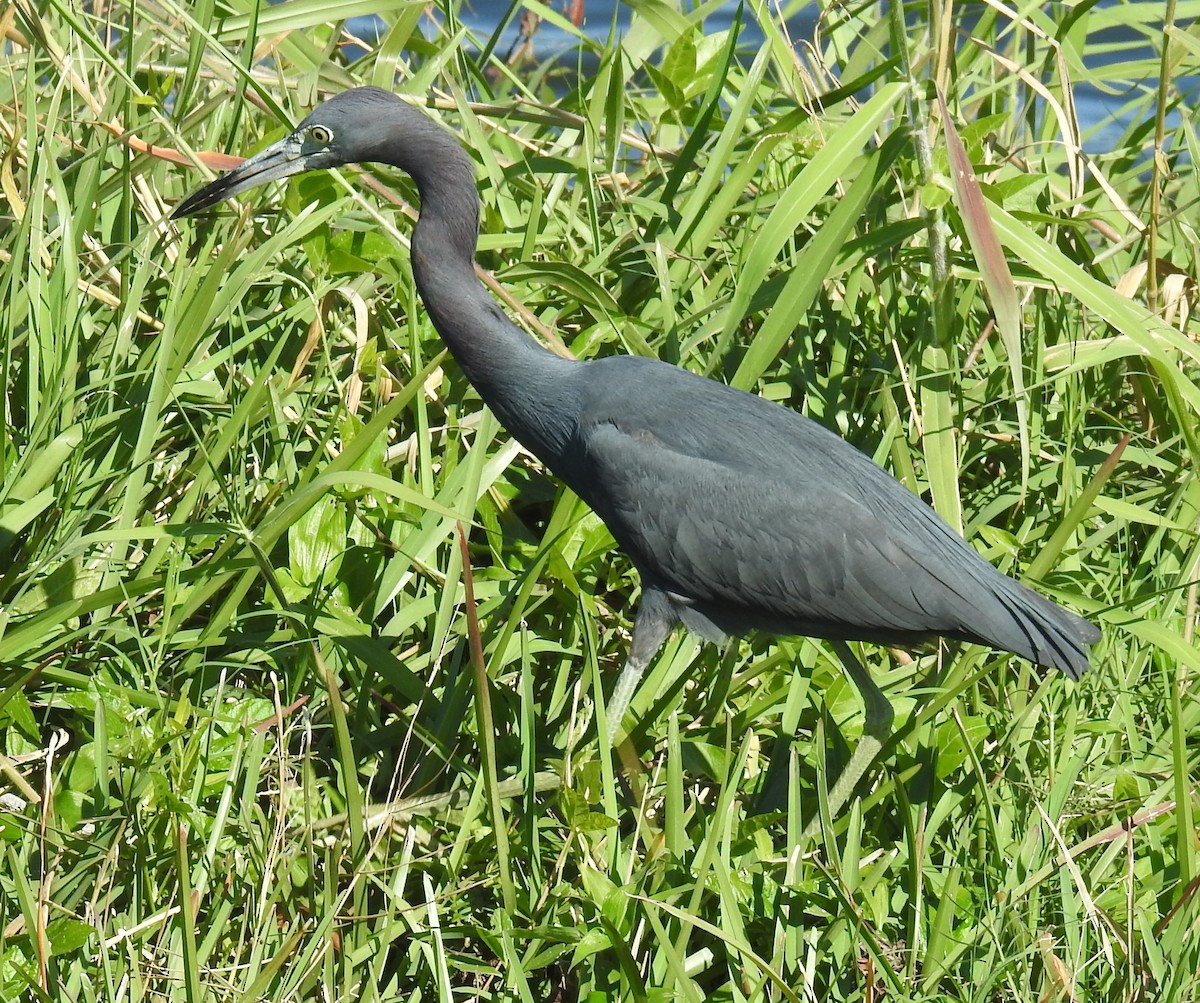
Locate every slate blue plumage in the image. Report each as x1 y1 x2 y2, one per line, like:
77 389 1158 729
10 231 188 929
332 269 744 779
173 88 1099 782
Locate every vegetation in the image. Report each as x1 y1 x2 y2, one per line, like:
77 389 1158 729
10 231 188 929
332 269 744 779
2 0 1198 998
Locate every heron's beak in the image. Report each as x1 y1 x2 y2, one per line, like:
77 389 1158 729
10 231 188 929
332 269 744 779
171 133 308 219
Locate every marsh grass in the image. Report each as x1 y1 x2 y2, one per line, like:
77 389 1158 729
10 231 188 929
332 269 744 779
2 0 1199 999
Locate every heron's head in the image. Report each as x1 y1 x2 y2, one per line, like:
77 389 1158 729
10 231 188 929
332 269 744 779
171 87 425 219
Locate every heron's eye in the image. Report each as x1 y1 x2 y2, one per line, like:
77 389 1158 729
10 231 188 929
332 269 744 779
309 125 333 145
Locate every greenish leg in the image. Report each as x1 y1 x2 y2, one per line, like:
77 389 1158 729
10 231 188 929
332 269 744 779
604 656 647 746
805 639 894 836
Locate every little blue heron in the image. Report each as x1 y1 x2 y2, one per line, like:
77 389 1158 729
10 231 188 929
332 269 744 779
173 88 1099 813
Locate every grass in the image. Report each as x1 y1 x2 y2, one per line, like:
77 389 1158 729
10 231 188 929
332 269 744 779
2 0 1199 999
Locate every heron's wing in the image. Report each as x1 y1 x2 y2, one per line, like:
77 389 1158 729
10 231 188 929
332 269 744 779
577 413 976 640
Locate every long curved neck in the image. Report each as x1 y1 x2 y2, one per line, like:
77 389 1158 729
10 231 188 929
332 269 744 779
378 113 579 459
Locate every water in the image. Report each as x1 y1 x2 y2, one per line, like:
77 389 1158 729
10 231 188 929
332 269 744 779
349 1 1188 156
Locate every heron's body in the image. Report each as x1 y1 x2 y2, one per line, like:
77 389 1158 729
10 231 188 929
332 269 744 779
173 87 1098 768
567 357 1094 668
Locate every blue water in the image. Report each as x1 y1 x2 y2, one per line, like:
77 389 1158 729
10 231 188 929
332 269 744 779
351 1 1186 156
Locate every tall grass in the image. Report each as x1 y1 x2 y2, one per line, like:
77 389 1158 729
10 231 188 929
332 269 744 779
2 0 1198 999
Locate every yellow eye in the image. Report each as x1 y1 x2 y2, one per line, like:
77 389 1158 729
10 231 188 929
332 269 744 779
310 125 333 145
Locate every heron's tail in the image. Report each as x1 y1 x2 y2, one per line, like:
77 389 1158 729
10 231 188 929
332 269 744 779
976 578 1099 681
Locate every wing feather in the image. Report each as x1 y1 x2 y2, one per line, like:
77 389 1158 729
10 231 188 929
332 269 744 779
578 416 968 641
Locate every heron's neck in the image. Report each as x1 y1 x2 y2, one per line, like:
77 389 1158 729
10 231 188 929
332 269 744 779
396 131 579 459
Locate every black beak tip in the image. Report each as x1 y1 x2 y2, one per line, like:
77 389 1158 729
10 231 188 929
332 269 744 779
170 191 212 221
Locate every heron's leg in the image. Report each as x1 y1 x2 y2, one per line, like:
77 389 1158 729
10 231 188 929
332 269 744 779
605 651 650 746
605 588 675 745
816 640 895 824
